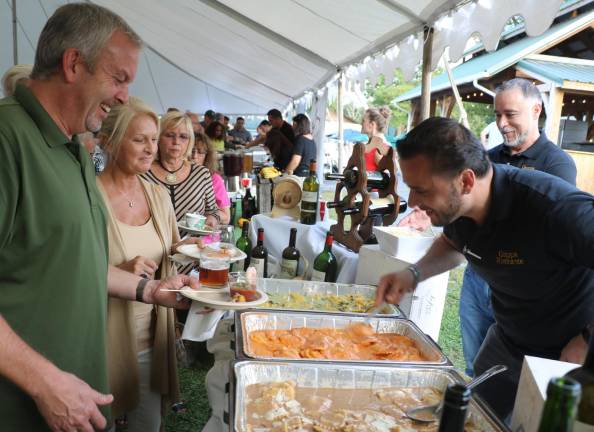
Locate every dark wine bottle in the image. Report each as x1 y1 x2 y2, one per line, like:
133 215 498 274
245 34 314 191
234 221 252 271
241 188 257 219
300 160 319 225
250 228 268 278
325 169 389 190
565 332 594 429
280 228 300 278
537 377 581 432
311 232 337 282
437 384 470 432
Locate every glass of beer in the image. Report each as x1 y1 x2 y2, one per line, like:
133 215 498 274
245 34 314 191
199 251 230 288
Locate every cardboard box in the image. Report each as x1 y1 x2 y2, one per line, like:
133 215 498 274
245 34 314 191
355 245 448 341
511 356 580 432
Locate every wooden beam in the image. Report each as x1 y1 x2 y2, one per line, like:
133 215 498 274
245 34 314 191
545 86 564 144
562 81 594 92
420 27 434 121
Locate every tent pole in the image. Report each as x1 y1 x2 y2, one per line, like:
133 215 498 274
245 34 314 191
337 71 345 172
420 27 433 121
442 51 469 128
12 0 18 65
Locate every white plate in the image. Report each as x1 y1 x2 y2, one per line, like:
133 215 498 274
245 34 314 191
168 253 195 266
176 243 247 263
178 222 220 236
180 286 268 310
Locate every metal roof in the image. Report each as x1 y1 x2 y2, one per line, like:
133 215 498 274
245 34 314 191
395 9 594 103
516 56 594 85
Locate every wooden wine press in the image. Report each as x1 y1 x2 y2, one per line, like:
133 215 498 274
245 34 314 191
329 142 400 252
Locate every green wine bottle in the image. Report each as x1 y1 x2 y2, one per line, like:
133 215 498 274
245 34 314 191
250 228 268 278
437 383 470 432
565 332 594 430
300 159 319 225
537 377 581 432
311 231 337 282
234 221 252 271
280 228 300 278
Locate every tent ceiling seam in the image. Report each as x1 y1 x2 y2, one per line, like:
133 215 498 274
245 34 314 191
143 51 165 113
375 0 424 24
289 0 372 42
201 0 336 70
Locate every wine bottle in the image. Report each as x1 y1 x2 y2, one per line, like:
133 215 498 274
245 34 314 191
250 228 268 278
537 377 581 432
327 196 403 216
437 383 471 432
325 169 389 190
241 188 256 219
280 228 300 278
565 332 594 430
234 221 252 271
300 159 319 225
311 232 337 282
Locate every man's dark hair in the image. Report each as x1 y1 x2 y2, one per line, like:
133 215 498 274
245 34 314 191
237 116 245 122
224 115 230 121
259 120 271 127
292 113 311 136
267 109 283 119
204 109 215 119
496 78 542 104
397 117 490 178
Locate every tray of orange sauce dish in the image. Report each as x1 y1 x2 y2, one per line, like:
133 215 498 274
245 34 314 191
234 310 450 366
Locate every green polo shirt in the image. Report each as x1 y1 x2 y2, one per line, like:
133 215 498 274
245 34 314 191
0 85 109 430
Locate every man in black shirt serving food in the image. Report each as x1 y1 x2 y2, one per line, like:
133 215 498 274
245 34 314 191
375 116 594 421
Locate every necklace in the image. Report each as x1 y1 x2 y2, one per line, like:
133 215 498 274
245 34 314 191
158 159 185 184
115 186 136 208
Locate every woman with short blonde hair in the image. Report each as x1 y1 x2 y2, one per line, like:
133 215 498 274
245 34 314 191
144 111 219 273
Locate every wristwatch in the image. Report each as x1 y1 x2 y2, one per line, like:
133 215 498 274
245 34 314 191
136 277 150 303
582 323 594 343
406 264 421 290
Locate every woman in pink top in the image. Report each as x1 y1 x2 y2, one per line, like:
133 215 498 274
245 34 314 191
191 132 231 224
361 106 392 171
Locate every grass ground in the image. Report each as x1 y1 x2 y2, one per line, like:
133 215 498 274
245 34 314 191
163 267 466 431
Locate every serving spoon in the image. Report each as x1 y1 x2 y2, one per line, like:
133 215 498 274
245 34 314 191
405 364 507 423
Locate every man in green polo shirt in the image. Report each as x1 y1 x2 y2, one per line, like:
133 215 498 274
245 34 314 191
0 4 197 431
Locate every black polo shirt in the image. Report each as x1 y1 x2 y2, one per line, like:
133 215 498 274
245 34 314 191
488 131 576 185
444 164 594 356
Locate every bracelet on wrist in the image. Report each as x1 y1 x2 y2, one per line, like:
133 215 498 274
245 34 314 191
136 277 150 303
406 264 421 290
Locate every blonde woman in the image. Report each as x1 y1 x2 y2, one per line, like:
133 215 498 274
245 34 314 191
144 111 219 231
97 97 200 431
1 64 32 97
361 106 392 171
191 131 231 224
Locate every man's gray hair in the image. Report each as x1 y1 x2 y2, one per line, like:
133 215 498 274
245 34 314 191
495 78 542 104
31 3 142 80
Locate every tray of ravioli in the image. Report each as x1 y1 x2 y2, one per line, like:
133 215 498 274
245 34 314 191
235 310 449 366
255 278 402 316
231 361 507 432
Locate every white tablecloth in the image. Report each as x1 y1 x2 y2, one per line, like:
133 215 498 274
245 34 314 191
248 213 358 283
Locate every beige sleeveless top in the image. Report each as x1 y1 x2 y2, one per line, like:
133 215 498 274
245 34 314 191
116 218 163 352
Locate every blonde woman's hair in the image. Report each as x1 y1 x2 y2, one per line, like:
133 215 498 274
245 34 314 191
98 96 159 162
365 106 392 134
192 131 218 173
2 64 32 97
157 111 195 160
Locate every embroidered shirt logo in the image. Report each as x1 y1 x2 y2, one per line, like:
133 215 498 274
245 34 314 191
496 250 525 265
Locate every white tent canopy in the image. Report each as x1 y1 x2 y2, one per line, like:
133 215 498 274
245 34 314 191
1 0 564 114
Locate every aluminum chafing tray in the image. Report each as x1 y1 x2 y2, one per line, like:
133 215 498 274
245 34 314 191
235 309 450 366
255 277 403 316
230 360 509 432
